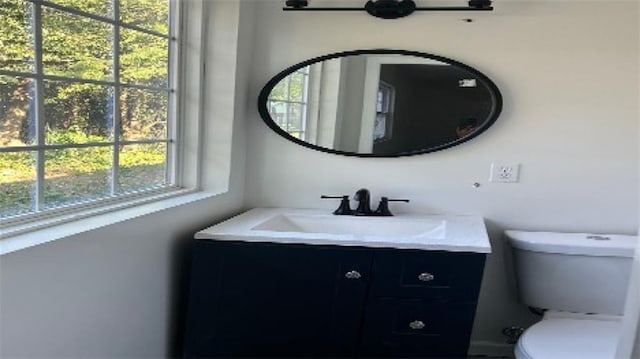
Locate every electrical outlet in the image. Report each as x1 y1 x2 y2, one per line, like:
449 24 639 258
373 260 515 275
490 163 520 183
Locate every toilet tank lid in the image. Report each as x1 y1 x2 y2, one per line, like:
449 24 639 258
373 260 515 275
505 230 637 257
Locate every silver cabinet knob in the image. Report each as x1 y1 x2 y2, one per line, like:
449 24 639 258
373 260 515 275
418 272 435 282
345 270 361 279
409 320 425 330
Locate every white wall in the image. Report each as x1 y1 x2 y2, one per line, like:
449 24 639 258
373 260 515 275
338 56 367 152
244 0 639 351
0 1 255 357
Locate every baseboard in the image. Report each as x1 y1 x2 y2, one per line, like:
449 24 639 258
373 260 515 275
468 341 515 358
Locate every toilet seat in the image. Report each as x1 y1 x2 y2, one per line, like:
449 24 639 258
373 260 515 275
515 317 621 359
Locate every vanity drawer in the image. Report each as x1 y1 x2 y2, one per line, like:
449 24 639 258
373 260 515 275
369 249 486 300
359 298 478 358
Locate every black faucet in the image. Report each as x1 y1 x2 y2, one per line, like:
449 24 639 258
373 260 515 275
353 188 373 216
321 189 409 216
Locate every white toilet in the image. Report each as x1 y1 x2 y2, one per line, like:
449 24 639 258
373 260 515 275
506 230 637 359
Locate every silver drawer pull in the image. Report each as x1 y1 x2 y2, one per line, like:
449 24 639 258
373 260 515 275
409 320 425 330
418 272 435 282
345 270 361 279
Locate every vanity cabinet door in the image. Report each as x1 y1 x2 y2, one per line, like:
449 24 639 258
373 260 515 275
183 240 372 358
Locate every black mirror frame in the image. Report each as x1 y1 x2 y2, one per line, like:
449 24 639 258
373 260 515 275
257 49 503 158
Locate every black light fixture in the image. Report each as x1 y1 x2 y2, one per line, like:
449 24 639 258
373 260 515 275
283 0 493 19
285 0 309 8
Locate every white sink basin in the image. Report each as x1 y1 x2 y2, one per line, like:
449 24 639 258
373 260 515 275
252 213 446 238
196 208 491 253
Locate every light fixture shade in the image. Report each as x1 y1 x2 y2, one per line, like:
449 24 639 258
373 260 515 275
365 0 417 19
285 0 309 9
469 0 492 9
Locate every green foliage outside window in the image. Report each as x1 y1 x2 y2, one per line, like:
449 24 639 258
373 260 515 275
0 0 171 217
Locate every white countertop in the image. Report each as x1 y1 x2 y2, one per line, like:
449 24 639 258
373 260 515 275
195 208 491 253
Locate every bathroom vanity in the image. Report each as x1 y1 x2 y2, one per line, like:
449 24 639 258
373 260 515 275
182 208 490 358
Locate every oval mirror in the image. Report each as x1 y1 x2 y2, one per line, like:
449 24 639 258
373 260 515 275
258 49 502 157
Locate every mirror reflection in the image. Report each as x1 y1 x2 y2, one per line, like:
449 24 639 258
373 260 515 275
260 51 502 157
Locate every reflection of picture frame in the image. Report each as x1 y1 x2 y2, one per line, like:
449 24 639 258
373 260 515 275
373 81 395 143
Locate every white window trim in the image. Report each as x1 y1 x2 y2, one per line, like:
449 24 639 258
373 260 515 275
1 0 243 254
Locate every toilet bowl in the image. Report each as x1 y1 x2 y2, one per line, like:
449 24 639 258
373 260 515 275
506 231 636 359
514 311 622 359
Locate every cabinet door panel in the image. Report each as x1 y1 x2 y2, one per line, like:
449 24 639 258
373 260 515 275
370 250 486 301
360 298 479 358
183 240 372 358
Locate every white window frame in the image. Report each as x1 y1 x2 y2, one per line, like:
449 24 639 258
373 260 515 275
0 0 188 236
0 0 243 255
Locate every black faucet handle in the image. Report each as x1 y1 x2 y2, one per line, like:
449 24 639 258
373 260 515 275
321 195 353 215
321 195 345 199
387 198 410 203
374 197 410 216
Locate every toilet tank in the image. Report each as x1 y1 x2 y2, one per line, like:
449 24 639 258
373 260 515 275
506 231 636 315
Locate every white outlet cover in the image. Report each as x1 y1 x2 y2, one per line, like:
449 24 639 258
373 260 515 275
490 163 520 183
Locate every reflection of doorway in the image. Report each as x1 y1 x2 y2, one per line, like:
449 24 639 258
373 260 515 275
374 81 395 143
359 55 439 153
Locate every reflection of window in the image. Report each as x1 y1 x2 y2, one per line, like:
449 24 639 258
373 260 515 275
374 81 394 142
0 0 175 222
267 66 310 140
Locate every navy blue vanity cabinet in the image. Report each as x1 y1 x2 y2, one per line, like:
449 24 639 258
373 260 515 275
183 240 486 358
360 249 486 358
183 239 373 358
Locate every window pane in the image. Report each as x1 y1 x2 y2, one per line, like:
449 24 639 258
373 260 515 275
269 82 287 101
287 103 304 132
268 101 290 127
0 151 35 218
44 81 114 144
118 143 166 193
120 88 167 140
47 0 114 18
289 132 303 140
1 76 36 146
288 72 305 102
0 0 35 72
119 0 169 34
44 147 112 208
374 114 388 141
120 29 168 87
42 7 113 81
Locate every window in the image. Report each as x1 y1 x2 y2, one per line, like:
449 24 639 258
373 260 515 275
374 81 394 142
267 66 309 140
0 0 177 223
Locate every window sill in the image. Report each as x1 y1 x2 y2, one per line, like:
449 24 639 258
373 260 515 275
0 189 221 256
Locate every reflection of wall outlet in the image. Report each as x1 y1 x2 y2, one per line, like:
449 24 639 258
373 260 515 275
490 163 520 183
